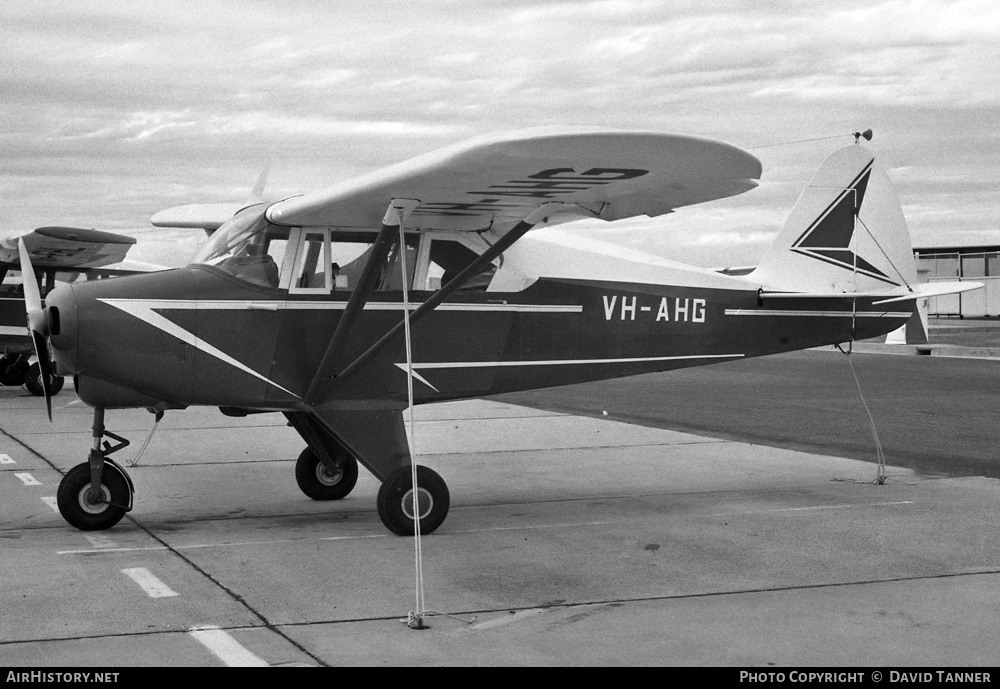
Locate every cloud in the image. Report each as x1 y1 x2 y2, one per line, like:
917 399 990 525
0 0 995 256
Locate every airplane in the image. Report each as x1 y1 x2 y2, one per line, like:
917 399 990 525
1 226 141 395
18 126 980 536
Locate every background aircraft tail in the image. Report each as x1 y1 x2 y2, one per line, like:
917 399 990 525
750 144 917 294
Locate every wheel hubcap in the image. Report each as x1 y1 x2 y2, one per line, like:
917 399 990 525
315 462 343 486
401 487 433 520
78 484 111 514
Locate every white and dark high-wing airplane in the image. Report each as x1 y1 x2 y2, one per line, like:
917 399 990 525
18 127 980 535
0 227 146 395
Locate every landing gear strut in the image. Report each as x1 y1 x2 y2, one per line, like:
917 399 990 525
56 407 134 530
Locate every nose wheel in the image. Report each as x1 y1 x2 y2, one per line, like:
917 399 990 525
56 461 132 530
376 465 450 536
56 407 134 531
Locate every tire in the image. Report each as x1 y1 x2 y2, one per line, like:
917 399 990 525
24 363 64 397
294 446 359 500
49 375 65 395
56 463 130 530
376 465 449 536
0 356 26 386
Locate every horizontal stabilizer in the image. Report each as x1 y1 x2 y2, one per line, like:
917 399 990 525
872 281 983 304
761 281 983 303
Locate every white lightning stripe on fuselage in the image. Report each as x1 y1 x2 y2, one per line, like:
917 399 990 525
406 353 745 370
98 299 300 398
392 364 441 392
725 309 912 318
94 299 583 313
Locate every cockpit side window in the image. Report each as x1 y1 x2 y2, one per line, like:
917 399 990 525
290 231 329 291
284 229 373 294
412 233 497 292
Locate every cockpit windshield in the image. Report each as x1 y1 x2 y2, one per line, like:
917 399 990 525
192 204 290 288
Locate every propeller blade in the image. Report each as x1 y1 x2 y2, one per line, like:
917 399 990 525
17 238 46 335
30 330 53 421
18 238 54 420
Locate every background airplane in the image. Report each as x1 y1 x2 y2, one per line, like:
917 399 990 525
19 127 979 537
0 226 145 395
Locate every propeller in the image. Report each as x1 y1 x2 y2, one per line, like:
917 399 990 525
17 238 54 420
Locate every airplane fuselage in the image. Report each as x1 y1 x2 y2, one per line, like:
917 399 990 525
45 258 912 412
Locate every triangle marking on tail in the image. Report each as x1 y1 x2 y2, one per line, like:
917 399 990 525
788 161 899 286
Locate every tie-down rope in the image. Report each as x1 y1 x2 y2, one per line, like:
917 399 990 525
395 214 476 630
836 343 887 485
395 212 428 629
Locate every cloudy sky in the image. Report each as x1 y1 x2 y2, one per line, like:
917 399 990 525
2 0 997 267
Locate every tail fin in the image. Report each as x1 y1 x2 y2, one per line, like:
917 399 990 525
751 144 916 293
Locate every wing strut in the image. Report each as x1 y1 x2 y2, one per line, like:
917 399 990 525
334 202 571 383
302 202 415 406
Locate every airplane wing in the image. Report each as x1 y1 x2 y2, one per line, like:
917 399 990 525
264 126 763 233
0 227 136 269
149 203 246 231
150 163 272 231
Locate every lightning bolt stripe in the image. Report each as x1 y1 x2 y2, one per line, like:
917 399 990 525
98 299 300 398
392 364 441 392
406 353 744 370
725 309 912 318
93 299 582 313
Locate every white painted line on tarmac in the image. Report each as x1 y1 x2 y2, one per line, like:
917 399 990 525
14 472 41 486
450 520 624 534
708 501 915 517
84 534 117 549
41 496 59 512
60 545 168 555
121 567 178 598
468 608 545 631
58 533 387 555
0 454 15 464
189 625 269 667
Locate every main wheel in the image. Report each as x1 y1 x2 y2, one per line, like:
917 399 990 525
376 465 450 536
56 463 130 530
24 363 64 397
295 447 359 500
0 355 26 386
